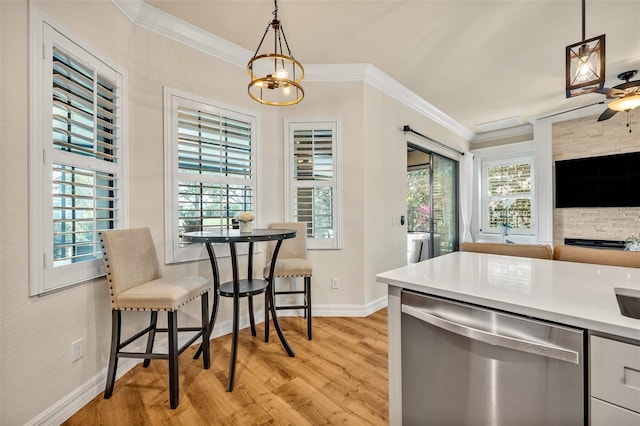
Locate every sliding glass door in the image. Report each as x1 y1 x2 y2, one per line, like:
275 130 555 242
407 144 458 262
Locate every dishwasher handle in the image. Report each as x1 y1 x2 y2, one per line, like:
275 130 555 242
401 304 580 365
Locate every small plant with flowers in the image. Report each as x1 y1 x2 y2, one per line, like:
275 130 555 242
235 211 255 223
625 234 640 251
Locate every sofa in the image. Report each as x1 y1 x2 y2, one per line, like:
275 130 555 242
461 241 640 268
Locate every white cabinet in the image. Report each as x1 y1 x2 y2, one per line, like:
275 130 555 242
590 335 640 424
591 398 640 425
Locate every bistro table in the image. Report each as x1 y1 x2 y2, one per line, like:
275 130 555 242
183 228 297 391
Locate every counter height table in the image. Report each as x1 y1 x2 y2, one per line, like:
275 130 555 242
183 228 297 391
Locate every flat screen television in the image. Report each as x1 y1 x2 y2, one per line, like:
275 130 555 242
555 151 640 208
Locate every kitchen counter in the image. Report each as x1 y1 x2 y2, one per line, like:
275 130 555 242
377 251 640 425
377 251 640 340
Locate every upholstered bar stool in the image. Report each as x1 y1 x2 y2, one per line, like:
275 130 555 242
263 222 313 340
99 228 211 409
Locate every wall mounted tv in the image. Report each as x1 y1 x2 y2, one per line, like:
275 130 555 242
555 151 640 208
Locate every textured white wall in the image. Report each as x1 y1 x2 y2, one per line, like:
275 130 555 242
0 1 470 423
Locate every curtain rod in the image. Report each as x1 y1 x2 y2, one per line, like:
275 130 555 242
403 125 465 156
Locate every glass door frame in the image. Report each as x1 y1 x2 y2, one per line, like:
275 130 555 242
407 142 460 259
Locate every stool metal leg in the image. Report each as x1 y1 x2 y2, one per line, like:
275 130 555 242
168 310 179 409
264 290 270 342
305 276 312 340
200 292 211 369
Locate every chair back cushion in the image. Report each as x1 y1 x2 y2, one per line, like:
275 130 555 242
100 228 160 308
553 244 640 268
460 242 553 259
268 222 308 259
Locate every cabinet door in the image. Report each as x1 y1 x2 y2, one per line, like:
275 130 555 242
591 335 640 413
591 398 640 425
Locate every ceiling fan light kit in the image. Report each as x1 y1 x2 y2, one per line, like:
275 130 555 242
247 0 304 106
565 0 605 98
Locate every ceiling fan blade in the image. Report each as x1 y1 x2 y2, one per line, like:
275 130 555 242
598 108 618 122
597 87 625 98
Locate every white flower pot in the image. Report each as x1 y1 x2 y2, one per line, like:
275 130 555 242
239 221 253 233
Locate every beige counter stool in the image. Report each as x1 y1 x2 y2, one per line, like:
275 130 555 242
264 222 313 340
99 228 211 409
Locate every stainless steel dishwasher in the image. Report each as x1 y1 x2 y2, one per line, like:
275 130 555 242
401 290 586 426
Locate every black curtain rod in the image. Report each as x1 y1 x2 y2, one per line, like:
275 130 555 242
403 125 465 156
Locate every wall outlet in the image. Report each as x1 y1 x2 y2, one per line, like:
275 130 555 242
331 278 340 289
71 338 84 363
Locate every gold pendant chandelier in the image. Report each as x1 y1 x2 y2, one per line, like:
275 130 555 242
247 0 304 106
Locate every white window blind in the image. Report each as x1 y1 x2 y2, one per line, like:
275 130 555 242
165 89 256 263
286 120 341 250
30 18 125 295
483 159 533 234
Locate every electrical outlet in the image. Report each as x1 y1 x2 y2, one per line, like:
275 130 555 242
331 278 340 289
71 338 84 363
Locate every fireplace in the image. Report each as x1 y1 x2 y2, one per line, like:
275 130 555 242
564 238 625 250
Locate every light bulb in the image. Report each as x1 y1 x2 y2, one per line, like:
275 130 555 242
275 68 288 79
283 83 291 96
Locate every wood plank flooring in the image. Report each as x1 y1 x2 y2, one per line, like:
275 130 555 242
63 309 389 425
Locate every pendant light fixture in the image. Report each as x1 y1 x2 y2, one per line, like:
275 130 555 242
247 0 304 106
565 0 605 98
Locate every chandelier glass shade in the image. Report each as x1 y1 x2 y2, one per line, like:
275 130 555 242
247 0 304 106
565 0 605 98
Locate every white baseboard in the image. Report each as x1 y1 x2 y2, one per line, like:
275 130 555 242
27 298 388 425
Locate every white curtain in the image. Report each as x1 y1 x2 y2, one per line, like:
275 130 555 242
460 153 474 242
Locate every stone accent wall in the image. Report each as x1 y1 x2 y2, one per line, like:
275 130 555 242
552 112 640 246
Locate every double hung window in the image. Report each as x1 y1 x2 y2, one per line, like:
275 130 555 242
29 17 125 295
164 89 256 263
285 120 341 250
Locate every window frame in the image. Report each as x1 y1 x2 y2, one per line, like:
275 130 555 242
284 119 342 250
164 87 258 263
28 8 128 295
480 155 534 235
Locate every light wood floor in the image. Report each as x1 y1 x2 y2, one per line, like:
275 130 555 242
64 309 389 425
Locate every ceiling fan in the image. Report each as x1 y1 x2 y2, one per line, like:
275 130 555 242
597 70 640 122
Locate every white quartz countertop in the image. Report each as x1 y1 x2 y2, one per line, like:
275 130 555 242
377 251 640 341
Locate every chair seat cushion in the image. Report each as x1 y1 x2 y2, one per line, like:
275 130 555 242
115 275 210 311
264 258 312 278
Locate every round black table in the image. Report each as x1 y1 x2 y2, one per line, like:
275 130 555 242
183 228 297 391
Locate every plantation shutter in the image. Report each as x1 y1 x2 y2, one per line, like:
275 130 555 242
287 121 340 249
33 22 125 295
172 102 254 248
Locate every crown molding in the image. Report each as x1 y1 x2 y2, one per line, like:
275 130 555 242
111 0 475 141
111 0 251 67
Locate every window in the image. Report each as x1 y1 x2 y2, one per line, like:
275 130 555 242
482 158 533 235
285 120 341 250
29 15 126 295
164 88 256 263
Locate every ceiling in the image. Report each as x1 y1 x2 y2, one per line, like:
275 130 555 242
146 0 640 139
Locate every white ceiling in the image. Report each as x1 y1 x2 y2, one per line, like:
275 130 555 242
146 0 640 139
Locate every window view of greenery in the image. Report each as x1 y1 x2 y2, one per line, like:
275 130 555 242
407 168 430 232
486 162 532 232
407 150 457 257
176 106 253 242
